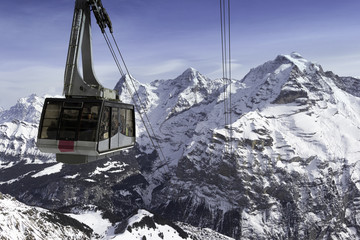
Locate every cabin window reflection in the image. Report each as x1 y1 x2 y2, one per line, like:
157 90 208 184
78 104 100 141
126 109 134 137
118 108 134 137
111 108 119 138
40 101 61 139
99 107 110 140
119 109 126 135
58 109 80 140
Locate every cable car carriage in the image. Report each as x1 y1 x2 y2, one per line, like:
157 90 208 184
37 98 135 164
36 0 135 164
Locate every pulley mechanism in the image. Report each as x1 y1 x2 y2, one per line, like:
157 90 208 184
89 0 113 33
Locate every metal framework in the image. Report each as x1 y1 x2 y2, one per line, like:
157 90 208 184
63 0 117 100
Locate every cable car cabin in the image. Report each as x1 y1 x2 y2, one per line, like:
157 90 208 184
37 98 135 164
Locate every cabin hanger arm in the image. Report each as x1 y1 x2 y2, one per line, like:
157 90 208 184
63 0 118 100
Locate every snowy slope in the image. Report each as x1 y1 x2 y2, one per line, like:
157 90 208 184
0 94 54 163
108 209 234 240
0 192 92 239
65 207 235 240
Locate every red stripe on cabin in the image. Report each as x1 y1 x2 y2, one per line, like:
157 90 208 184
58 140 74 152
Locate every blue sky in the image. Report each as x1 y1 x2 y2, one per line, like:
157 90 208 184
1 0 360 108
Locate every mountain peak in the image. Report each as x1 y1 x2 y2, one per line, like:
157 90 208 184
0 94 44 124
289 52 303 59
240 52 332 108
114 74 127 96
278 52 323 74
175 67 209 87
184 67 197 74
178 67 199 79
114 74 143 103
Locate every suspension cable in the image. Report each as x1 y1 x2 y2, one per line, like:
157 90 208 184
103 32 125 76
220 0 228 129
102 31 170 173
220 0 233 153
109 32 169 170
227 0 232 136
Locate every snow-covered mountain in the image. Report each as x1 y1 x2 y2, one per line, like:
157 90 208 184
0 94 53 162
0 52 360 239
107 209 234 240
0 192 92 239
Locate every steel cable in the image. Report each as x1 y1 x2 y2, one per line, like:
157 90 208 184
220 0 233 153
102 31 170 173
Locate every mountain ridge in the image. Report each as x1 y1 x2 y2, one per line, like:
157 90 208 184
0 53 359 239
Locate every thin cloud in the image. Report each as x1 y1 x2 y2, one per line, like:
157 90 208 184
132 59 188 80
0 64 63 108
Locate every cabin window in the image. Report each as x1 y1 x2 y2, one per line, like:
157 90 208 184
39 100 107 142
99 106 110 140
78 104 100 141
125 109 135 137
118 108 134 137
58 109 80 140
119 109 126 135
111 108 119 138
40 101 61 139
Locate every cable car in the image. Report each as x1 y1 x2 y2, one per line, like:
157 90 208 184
37 98 135 164
36 0 136 163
